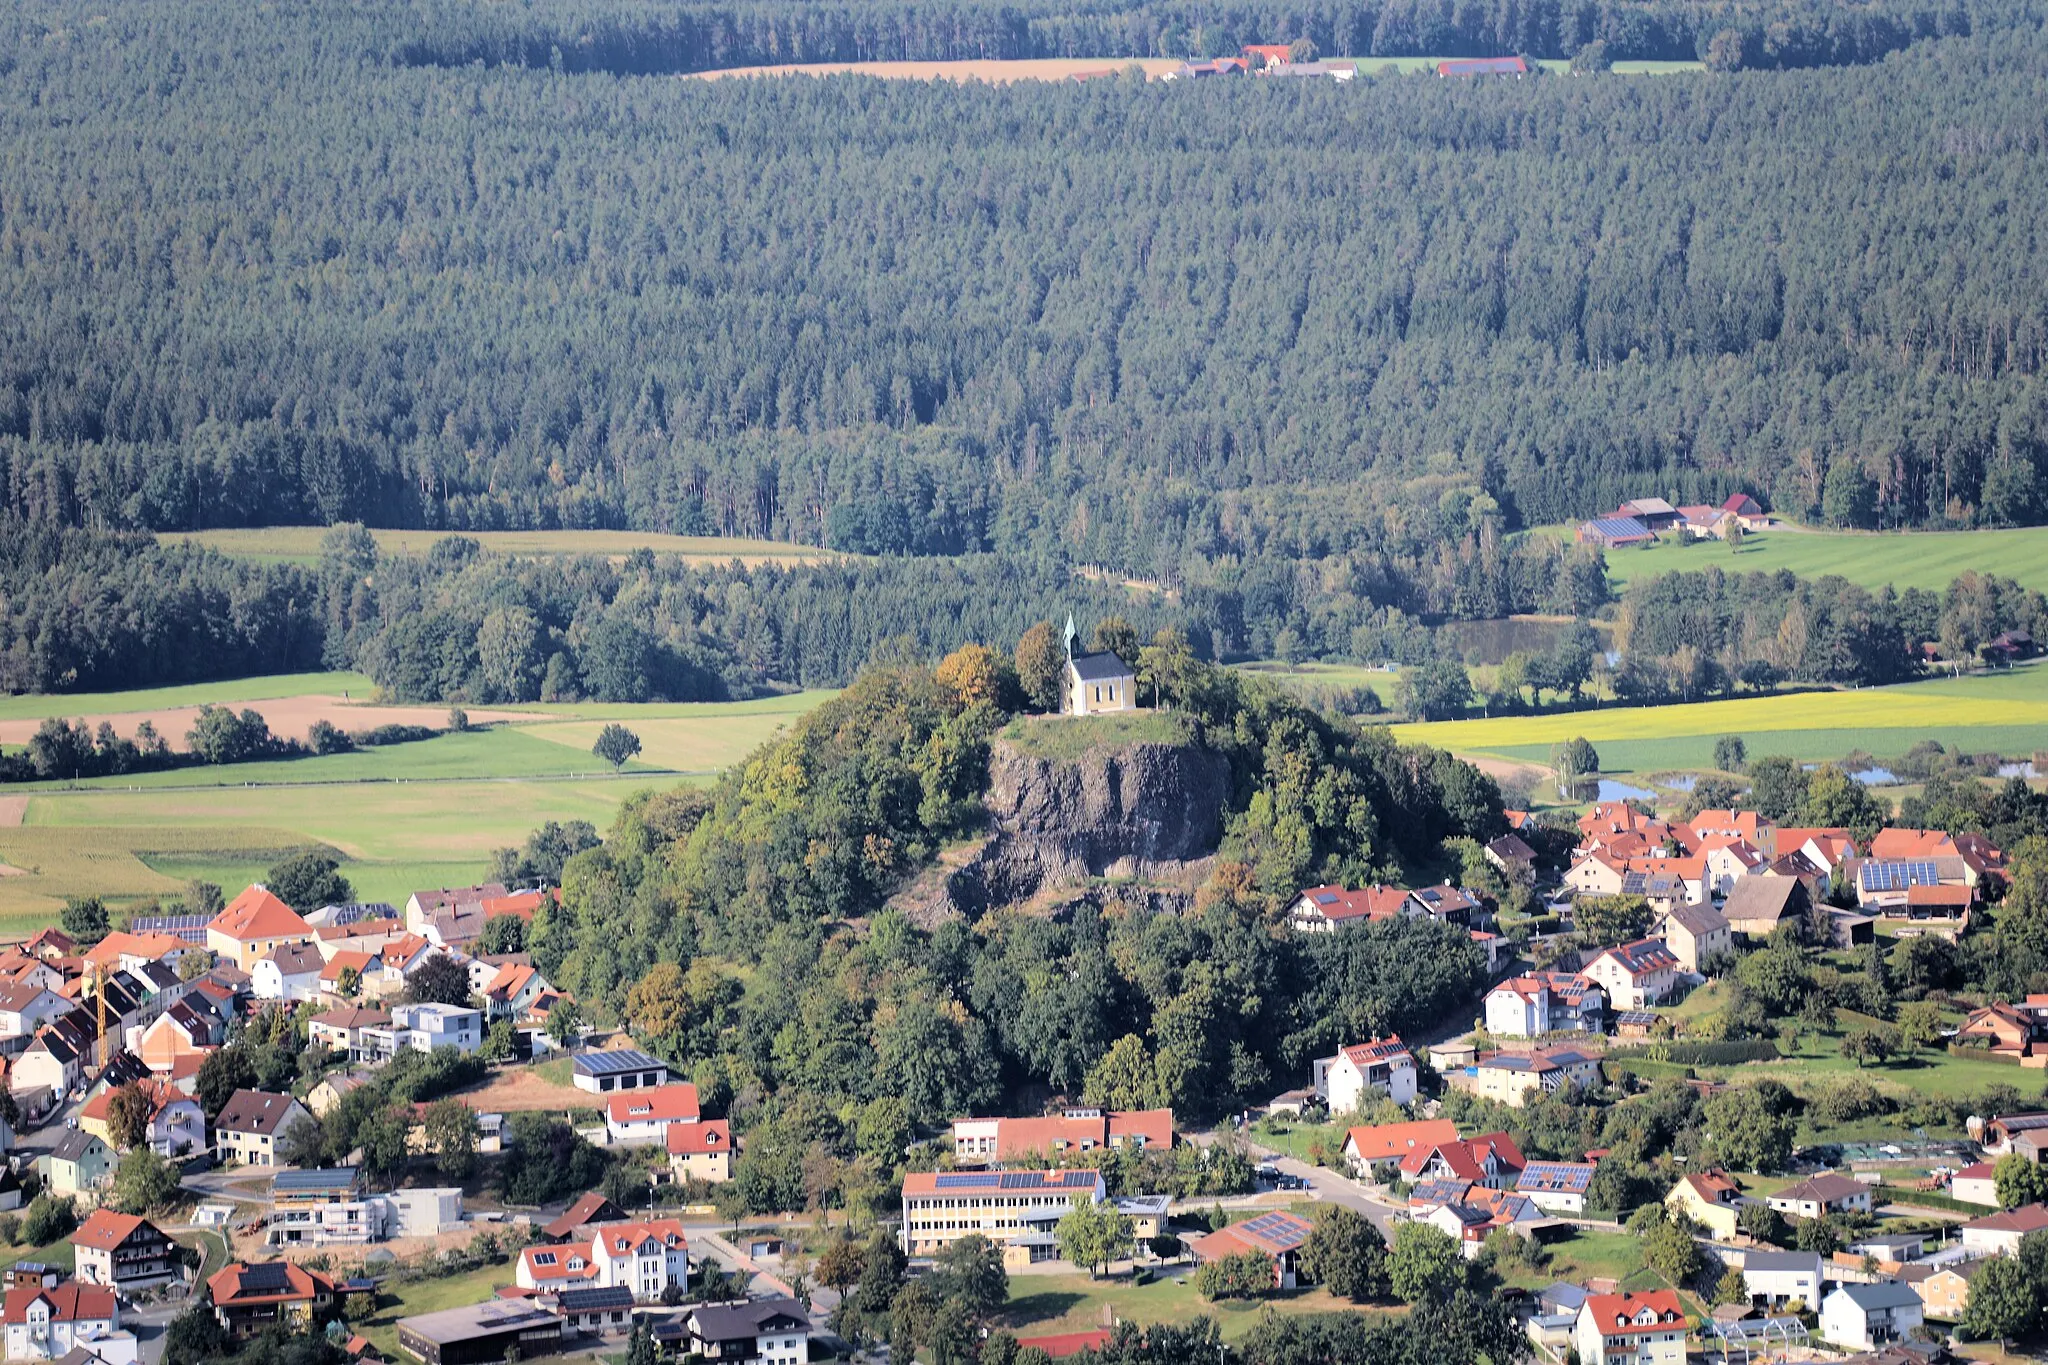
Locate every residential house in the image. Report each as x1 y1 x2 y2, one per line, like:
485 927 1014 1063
77 1078 204 1156
1820 1283 1925 1350
571 1049 668 1095
1111 1195 1169 1242
1954 1003 2048 1065
605 1084 702 1145
1696 842 1767 898
1667 1169 1748 1240
517 1220 691 1302
1721 877 1811 939
402 885 510 937
359 1002 482 1061
1402 1132 1526 1190
1582 939 1680 1009
21 930 74 963
1893 884 1974 937
1853 857 1972 915
1473 1048 1602 1109
134 998 225 1074
1656 904 1732 974
1847 1232 1925 1264
1313 1036 1417 1110
1573 1290 1689 1365
1065 651 1134 715
368 935 439 996
0 985 73 1055
1742 1250 1823 1309
2 1283 118 1362
12 1012 95 1104
667 1119 735 1184
546 1285 635 1340
250 943 324 1004
209 1262 336 1339
418 889 546 952
215 1090 313 1167
70 1211 177 1291
37 1132 114 1199
307 1007 391 1063
1767 1172 1873 1220
1287 884 1409 933
1566 853 1629 899
685 1298 811 1365
266 1167 386 1247
1515 1162 1597 1215
1485 973 1606 1038
303 901 400 929
1422 1188 1544 1258
481 961 551 1020
1960 1202 2048 1257
1409 884 1484 926
1339 1119 1461 1181
899 1169 1103 1266
1484 835 1538 885
1910 1259 1984 1322
951 1108 1173 1164
1722 493 1767 525
1188 1211 1313 1289
316 952 377 1003
305 1070 374 1119
540 1194 626 1243
206 886 314 973
1949 1162 1999 1207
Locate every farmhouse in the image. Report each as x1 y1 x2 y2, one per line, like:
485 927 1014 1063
1438 55 1528 77
1948 1162 1999 1207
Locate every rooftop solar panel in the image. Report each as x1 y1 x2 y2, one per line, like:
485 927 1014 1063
239 1262 292 1292
573 1049 666 1076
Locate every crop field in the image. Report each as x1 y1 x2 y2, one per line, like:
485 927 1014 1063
160 527 839 567
1575 523 2048 596
0 683 836 934
1393 661 2048 774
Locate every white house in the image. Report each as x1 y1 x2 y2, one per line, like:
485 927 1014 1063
1961 1203 2048 1257
1484 973 1605 1039
1065 651 1135 716
1581 939 1680 1009
0 984 72 1052
1819 1283 1924 1350
1 1283 119 1361
572 1050 670 1095
1313 1036 1417 1110
251 943 326 1004
604 1084 703 1146
1949 1162 1999 1208
1515 1162 1596 1215
1741 1250 1823 1309
360 1002 483 1061
215 1089 313 1167
517 1220 691 1302
1573 1291 1688 1365
1766 1172 1873 1221
686 1299 810 1365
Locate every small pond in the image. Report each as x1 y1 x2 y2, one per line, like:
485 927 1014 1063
1596 779 1657 802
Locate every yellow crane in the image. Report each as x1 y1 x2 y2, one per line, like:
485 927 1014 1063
90 961 109 1072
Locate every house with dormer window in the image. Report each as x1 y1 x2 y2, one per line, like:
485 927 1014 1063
516 1220 690 1303
1574 1290 1689 1365
1313 1036 1417 1109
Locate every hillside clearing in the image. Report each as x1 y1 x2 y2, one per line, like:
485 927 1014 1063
1578 523 2048 596
160 527 840 567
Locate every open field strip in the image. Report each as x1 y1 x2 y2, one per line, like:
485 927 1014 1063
1550 522 2048 595
159 527 839 567
1392 662 2048 771
0 672 376 721
692 57 1183 81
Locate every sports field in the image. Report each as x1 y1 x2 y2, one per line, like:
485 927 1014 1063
0 676 834 933
159 527 839 567
1581 523 2048 595
1393 661 2048 774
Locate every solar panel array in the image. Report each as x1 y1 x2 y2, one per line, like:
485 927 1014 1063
929 1169 1095 1192
129 913 211 943
1519 1162 1594 1193
575 1049 666 1076
239 1262 292 1292
1860 859 1942 891
559 1286 636 1312
1238 1211 1309 1248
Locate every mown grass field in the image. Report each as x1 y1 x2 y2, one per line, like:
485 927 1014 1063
0 684 836 934
1393 661 2048 773
997 1271 1391 1343
1580 523 2048 596
160 526 840 567
0 672 376 720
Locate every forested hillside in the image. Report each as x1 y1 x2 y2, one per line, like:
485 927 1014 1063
4 1 2048 598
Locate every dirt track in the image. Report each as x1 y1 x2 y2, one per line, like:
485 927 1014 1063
691 57 1180 82
0 698 531 752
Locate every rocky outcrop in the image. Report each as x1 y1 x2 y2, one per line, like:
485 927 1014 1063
927 734 1232 919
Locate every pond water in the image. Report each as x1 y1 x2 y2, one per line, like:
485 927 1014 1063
1596 779 1658 802
1654 773 1699 792
1849 767 1901 786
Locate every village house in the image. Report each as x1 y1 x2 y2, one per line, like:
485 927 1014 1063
951 1108 1174 1164
209 1262 336 1339
403 884 509 936
1484 973 1606 1038
1949 1162 1999 1207
1473 1048 1602 1109
251 942 325 1004
1655 903 1732 974
70 1210 178 1291
2 1282 119 1361
206 886 314 973
1767 1172 1873 1221
1721 877 1812 938
1582 939 1680 1009
519 1220 693 1302
215 1089 313 1167
13 1012 95 1104
1287 884 1411 933
358 1002 482 1061
1483 834 1538 885
666 1119 735 1184
1960 1202 2048 1257
1909 1259 1984 1322
604 1084 702 1145
418 889 546 951
316 951 377 1003
1402 1131 1526 1190
1742 1250 1823 1309
1188 1210 1314 1289
1574 1290 1688 1365
684 1298 811 1365
482 961 553 1020
1666 1169 1748 1240
266 1167 386 1247
1515 1161 1597 1215
135 997 226 1073
1065 651 1135 716
898 1168 1103 1266
1565 852 1629 899
1820 1282 1924 1350
1314 1036 1417 1110
78 1077 204 1156
307 1006 391 1063
37 1131 114 1200
0 984 74 1055
1954 1000 2048 1064
1339 1119 1460 1181
1853 857 1972 915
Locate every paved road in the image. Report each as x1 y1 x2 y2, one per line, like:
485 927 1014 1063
1229 1130 1408 1239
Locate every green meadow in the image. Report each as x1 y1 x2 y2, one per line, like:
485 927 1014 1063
1580 523 2048 596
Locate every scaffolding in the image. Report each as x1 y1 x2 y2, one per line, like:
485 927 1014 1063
1706 1315 1809 1365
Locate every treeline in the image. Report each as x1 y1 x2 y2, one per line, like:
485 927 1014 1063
524 654 1500 1147
390 0 1965 72
4 3 2048 589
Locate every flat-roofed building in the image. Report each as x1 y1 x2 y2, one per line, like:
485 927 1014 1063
900 1168 1104 1267
396 1300 562 1365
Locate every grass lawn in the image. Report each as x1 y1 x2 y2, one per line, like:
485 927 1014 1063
161 527 843 568
997 1271 1395 1342
356 1260 515 1357
1247 1119 1348 1164
1704 1031 2031 1102
1592 524 2048 597
1393 660 2048 773
999 710 1191 761
0 672 374 721
0 1240 76 1275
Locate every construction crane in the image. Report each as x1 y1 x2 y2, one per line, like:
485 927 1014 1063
90 961 109 1072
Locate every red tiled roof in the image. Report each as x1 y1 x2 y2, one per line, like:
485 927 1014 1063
2 1283 115 1325
667 1119 732 1155
606 1084 701 1126
1581 1290 1686 1335
70 1209 153 1250
1293 884 1409 923
1965 1203 2048 1235
1870 828 1956 859
1904 884 1973 908
209 1261 334 1306
1343 1119 1459 1162
209 886 311 943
